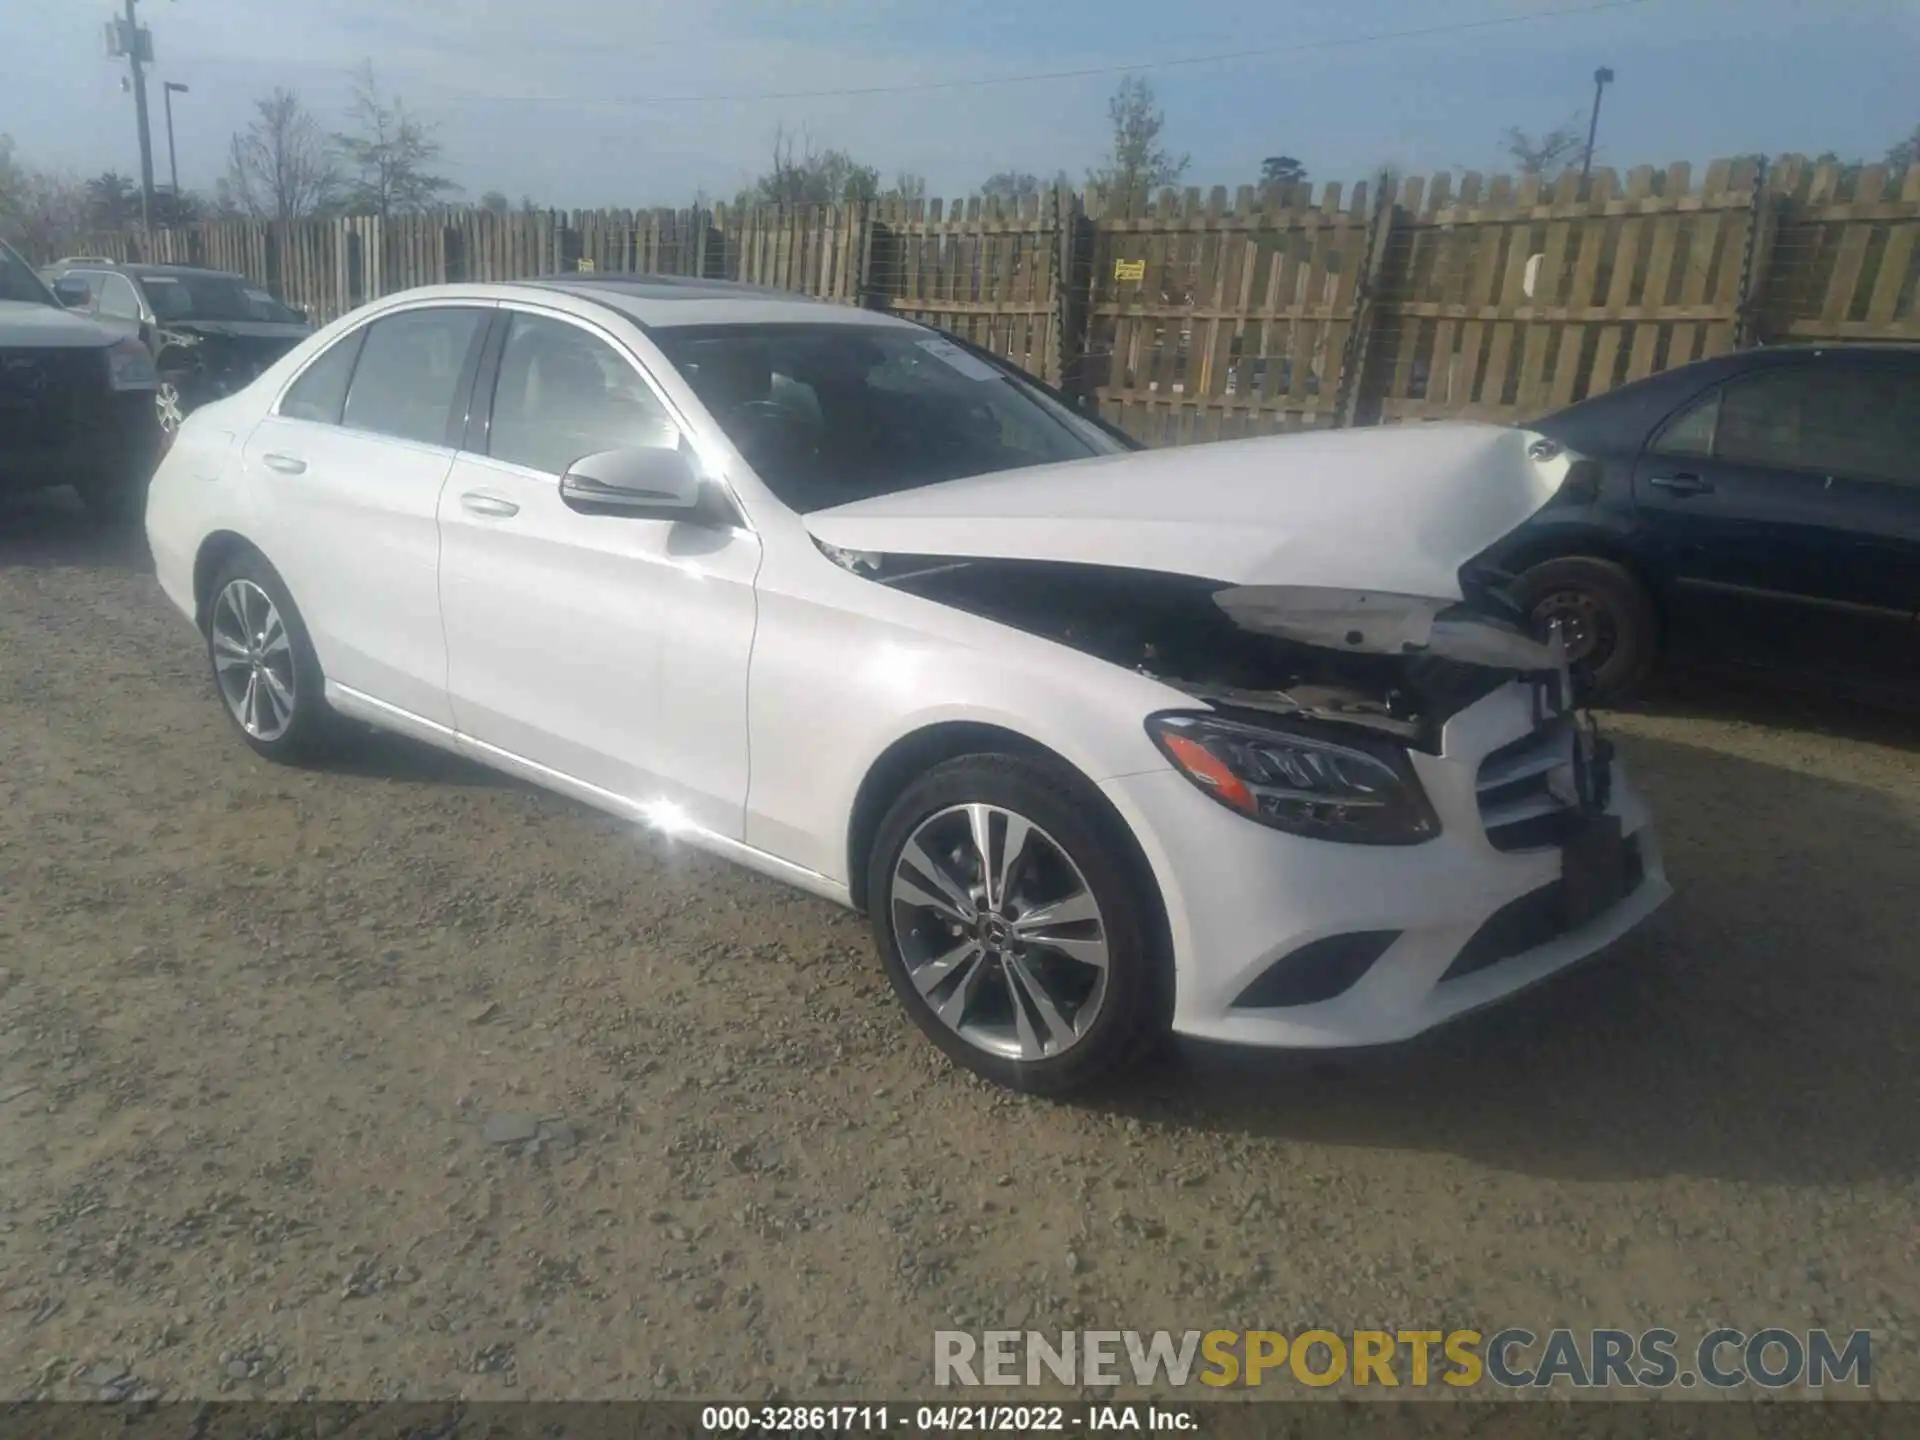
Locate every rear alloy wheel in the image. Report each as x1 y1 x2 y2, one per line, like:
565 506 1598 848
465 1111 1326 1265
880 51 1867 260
1511 555 1658 705
205 553 340 763
869 754 1168 1094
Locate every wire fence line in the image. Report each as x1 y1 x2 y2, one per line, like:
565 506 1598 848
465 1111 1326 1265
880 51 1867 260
41 153 1920 446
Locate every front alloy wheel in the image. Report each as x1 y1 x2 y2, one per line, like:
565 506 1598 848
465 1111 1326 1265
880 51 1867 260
890 803 1110 1062
156 379 186 435
869 753 1170 1095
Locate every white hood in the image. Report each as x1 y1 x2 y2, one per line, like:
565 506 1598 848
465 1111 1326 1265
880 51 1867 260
804 421 1572 601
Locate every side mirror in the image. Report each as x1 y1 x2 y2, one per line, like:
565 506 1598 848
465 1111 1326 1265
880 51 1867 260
559 446 702 516
53 277 90 309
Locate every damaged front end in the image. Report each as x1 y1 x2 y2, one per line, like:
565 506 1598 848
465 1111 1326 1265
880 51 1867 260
818 543 1567 753
818 543 1602 847
154 324 307 415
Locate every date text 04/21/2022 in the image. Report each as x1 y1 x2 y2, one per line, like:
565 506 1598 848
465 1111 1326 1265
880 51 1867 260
699 1404 1196 1432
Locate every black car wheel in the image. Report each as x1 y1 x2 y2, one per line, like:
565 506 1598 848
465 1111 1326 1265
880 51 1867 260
1512 555 1658 705
867 753 1170 1096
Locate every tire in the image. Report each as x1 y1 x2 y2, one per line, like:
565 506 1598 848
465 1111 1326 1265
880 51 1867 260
203 550 341 764
1510 555 1659 705
867 753 1171 1096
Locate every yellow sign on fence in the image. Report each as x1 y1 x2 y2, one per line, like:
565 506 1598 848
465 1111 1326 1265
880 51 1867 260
1113 259 1146 282
576 258 596 273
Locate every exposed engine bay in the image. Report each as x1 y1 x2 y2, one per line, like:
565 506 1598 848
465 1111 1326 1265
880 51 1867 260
822 546 1564 752
155 324 306 410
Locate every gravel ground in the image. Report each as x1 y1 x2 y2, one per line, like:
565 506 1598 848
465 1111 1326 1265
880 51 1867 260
2 490 1917 1404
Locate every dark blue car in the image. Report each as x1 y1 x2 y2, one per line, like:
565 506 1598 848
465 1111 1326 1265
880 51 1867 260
1486 344 1920 703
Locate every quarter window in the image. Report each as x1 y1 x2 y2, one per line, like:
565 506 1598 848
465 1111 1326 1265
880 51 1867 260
1652 390 1718 457
279 329 366 425
486 312 680 475
1716 368 1912 484
341 307 486 447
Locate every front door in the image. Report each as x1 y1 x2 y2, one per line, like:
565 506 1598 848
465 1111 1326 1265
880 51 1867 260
437 306 760 838
1631 357 1920 684
241 303 491 730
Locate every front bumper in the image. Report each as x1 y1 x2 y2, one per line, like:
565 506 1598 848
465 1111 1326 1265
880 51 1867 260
1 385 159 496
1101 682 1671 1050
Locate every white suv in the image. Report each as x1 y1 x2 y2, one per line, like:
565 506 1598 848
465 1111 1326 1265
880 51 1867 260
145 276 1669 1093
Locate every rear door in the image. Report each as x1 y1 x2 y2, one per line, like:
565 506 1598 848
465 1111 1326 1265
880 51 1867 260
1630 356 1920 683
240 303 491 731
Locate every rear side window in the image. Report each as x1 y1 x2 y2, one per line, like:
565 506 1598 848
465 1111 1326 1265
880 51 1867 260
279 329 365 425
342 307 486 447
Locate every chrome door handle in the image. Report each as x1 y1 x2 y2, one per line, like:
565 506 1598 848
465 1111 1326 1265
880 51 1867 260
261 453 306 475
1648 473 1714 496
460 491 519 518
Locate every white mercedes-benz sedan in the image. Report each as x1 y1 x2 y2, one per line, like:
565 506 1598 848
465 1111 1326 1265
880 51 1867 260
145 276 1671 1094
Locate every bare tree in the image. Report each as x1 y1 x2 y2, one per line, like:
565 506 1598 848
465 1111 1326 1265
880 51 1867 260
1884 123 1919 171
980 169 1073 203
981 170 1041 202
85 172 140 230
742 125 880 208
1088 76 1187 206
334 61 459 219
1502 115 1586 176
0 135 91 257
888 171 927 202
223 88 339 224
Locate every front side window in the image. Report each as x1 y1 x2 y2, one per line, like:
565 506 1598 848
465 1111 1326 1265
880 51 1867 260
487 312 679 475
341 307 485 447
96 273 143 320
649 324 1127 512
1652 389 1718 457
1714 368 1912 483
279 328 366 425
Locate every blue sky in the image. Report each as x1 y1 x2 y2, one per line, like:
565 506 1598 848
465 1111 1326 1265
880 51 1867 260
2 0 1914 207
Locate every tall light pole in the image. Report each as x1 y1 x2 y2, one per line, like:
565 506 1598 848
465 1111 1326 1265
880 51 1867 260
163 80 189 199
105 0 157 229
1581 66 1615 183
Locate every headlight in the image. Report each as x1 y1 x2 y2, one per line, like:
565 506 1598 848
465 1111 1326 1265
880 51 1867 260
105 337 158 391
1146 712 1440 845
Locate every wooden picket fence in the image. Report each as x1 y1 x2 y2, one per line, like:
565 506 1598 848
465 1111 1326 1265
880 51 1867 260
51 153 1920 445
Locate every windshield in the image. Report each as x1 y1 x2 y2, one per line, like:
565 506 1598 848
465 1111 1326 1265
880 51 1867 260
650 323 1128 511
141 272 301 324
0 243 56 306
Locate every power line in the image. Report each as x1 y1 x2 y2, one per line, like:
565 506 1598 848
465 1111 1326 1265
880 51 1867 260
454 0 1669 108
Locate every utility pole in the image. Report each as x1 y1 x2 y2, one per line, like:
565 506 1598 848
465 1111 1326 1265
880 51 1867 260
163 81 189 200
106 0 157 229
1581 66 1615 183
